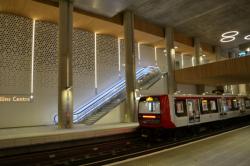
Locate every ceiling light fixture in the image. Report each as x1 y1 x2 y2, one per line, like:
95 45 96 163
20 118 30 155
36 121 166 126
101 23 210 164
174 46 178 49
244 35 250 40
220 31 239 43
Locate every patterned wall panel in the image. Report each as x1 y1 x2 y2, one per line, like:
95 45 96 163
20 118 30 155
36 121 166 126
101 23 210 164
96 34 119 92
34 21 58 89
0 14 32 94
140 44 155 67
73 29 95 108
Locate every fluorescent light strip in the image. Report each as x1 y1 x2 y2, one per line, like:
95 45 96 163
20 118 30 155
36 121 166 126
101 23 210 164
118 38 121 73
94 33 97 89
138 43 141 65
192 56 195 66
31 20 36 96
154 47 158 66
67 57 69 87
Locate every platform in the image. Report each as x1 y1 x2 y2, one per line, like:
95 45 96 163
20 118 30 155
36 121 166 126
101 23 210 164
0 123 138 149
109 125 250 166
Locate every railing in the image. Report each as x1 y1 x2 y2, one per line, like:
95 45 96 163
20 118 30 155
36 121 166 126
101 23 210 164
53 66 161 124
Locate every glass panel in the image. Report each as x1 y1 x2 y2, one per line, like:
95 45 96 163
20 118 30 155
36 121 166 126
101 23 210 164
175 99 187 117
202 100 209 112
210 100 217 111
176 101 184 114
226 99 233 110
139 101 160 114
245 99 250 109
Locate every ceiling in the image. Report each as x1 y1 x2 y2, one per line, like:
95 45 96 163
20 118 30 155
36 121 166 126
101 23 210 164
63 0 250 49
128 0 250 48
0 0 220 60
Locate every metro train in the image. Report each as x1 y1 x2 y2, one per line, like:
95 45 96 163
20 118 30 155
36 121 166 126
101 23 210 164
138 94 250 135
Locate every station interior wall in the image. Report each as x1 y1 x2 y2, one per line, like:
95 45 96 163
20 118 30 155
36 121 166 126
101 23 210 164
0 13 215 128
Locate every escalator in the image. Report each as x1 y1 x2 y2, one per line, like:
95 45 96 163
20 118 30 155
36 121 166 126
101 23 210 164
54 66 165 125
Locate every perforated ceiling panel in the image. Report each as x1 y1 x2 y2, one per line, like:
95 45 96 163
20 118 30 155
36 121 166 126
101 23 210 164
73 29 95 108
0 14 32 94
34 21 58 89
96 34 119 93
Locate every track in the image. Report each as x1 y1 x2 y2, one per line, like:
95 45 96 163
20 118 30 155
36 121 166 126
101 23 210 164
0 117 249 166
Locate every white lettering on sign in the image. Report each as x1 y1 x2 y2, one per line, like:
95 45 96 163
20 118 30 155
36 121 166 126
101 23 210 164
0 95 32 103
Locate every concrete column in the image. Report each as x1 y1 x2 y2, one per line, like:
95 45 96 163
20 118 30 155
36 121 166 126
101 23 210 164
165 27 177 94
239 84 247 95
123 10 136 122
58 0 73 128
194 37 205 94
194 38 201 65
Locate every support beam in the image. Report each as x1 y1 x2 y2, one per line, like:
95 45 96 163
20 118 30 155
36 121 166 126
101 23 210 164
194 37 205 94
58 0 73 128
123 10 136 122
165 27 177 94
194 38 201 65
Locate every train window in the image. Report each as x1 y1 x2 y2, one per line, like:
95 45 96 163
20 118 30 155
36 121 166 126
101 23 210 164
209 100 218 113
245 99 250 109
139 101 160 114
210 100 216 111
226 99 233 111
201 100 209 113
175 99 187 117
232 99 239 110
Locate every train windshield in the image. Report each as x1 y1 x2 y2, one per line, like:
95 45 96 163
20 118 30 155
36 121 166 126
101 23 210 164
139 97 160 114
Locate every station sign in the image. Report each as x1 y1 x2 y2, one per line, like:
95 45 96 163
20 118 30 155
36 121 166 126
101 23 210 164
0 95 33 103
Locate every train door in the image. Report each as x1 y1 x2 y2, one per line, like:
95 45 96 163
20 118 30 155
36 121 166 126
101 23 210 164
238 97 246 114
186 99 200 125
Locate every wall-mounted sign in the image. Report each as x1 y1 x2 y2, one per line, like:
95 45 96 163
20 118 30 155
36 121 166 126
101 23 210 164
0 95 33 103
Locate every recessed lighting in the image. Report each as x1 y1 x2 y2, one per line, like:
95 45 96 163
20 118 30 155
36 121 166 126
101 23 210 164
174 46 178 49
244 35 250 40
202 54 206 57
220 31 239 43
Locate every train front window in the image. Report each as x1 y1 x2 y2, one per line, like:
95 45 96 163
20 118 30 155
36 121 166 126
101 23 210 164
139 101 160 114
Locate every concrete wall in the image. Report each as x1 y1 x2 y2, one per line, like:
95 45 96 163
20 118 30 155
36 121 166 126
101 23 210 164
0 14 161 128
